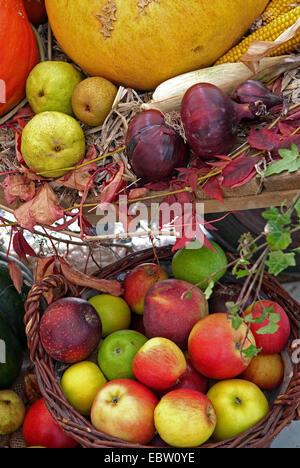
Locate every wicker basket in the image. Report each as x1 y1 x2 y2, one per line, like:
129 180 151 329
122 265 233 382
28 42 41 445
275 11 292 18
24 245 300 449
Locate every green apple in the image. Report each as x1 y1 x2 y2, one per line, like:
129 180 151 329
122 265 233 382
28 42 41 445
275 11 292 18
0 390 26 435
21 111 86 178
207 379 270 441
98 329 148 381
88 294 131 337
26 61 84 115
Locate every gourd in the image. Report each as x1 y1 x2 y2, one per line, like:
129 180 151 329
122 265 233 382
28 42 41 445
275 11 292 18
0 0 39 117
45 0 269 91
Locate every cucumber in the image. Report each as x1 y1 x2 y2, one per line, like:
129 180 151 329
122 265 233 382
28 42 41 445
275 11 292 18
0 314 23 389
0 262 31 346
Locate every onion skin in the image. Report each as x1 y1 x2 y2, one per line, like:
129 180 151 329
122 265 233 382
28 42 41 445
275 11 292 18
180 83 263 161
231 80 283 109
125 110 189 182
181 83 238 160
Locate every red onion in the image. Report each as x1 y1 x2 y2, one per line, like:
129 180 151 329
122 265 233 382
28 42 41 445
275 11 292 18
231 80 283 109
125 110 189 182
180 83 263 161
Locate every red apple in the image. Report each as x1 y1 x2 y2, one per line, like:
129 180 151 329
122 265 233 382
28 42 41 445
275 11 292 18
133 337 186 390
91 378 158 445
143 279 208 349
154 389 217 447
39 297 102 363
239 353 284 391
123 263 168 315
22 399 78 448
188 313 256 380
243 300 291 354
158 358 209 397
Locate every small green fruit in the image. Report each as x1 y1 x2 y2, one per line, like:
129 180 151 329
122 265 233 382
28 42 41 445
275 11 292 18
26 61 84 115
98 329 148 381
0 390 26 435
21 111 86 178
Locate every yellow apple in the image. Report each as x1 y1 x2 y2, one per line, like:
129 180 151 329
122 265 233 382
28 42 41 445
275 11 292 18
207 379 270 441
61 361 107 416
154 389 216 447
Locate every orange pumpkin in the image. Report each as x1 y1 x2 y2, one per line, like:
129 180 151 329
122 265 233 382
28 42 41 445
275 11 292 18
0 0 39 117
45 0 268 91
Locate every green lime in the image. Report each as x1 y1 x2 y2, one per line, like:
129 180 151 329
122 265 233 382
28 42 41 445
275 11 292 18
98 329 148 381
171 239 228 290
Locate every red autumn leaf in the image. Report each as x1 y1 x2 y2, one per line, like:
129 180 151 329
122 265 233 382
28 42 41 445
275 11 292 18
8 260 23 294
14 183 65 233
202 176 224 202
58 257 124 296
99 161 126 208
247 127 282 152
35 256 58 304
15 133 41 180
144 181 169 191
176 167 199 193
128 187 150 200
13 230 38 260
278 121 300 136
80 217 94 236
221 153 262 188
2 175 36 205
172 210 215 252
12 104 35 121
57 145 99 192
35 256 57 283
230 169 257 188
271 133 300 157
285 109 300 121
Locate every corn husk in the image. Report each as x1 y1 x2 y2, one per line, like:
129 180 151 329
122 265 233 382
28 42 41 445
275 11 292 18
142 55 300 113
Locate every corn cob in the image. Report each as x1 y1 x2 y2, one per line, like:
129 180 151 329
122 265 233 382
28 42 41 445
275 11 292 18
262 0 299 24
215 5 300 65
142 56 300 113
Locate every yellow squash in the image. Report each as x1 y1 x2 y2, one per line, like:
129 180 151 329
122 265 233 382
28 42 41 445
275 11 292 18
45 0 268 91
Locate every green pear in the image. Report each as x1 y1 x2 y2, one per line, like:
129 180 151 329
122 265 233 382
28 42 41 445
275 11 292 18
0 390 26 435
26 61 84 115
21 111 86 178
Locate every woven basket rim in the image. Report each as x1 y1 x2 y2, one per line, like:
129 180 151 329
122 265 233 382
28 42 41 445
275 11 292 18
24 245 300 449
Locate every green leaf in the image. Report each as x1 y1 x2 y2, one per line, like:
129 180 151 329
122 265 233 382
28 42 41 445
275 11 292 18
262 207 291 226
204 280 215 300
265 251 296 276
256 321 279 335
266 220 292 251
294 247 300 254
185 290 192 300
294 197 300 218
236 270 251 278
229 314 244 330
265 144 300 177
242 345 262 359
226 302 240 315
232 258 251 279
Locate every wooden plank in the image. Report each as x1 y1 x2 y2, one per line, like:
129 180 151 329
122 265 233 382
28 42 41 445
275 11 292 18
0 173 299 226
